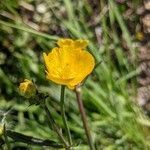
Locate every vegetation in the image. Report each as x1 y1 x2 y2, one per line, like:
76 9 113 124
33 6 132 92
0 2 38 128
0 0 150 149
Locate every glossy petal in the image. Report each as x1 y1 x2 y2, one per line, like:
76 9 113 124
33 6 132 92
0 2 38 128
74 39 89 49
57 39 74 47
43 39 95 89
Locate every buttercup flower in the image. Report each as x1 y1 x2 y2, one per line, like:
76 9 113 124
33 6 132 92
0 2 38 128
19 79 36 98
43 39 95 89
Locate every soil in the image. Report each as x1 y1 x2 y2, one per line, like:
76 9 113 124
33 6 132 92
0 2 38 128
137 0 150 114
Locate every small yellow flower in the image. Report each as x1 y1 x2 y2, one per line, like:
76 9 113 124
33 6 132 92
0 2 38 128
19 79 36 98
135 32 144 41
43 39 95 89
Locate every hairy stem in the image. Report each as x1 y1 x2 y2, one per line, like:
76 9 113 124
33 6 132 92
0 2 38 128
43 103 69 149
75 86 95 150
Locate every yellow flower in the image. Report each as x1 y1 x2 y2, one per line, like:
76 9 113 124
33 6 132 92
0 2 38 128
19 79 36 98
135 32 144 41
43 39 95 89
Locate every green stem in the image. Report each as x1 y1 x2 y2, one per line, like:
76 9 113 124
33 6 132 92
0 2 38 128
43 103 69 149
60 85 72 146
75 86 95 150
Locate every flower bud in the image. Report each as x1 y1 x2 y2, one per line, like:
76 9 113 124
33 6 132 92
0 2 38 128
19 79 36 98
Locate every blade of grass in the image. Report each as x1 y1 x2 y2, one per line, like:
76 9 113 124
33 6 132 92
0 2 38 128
0 20 58 40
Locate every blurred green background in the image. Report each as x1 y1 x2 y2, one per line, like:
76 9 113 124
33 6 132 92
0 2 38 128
0 0 150 149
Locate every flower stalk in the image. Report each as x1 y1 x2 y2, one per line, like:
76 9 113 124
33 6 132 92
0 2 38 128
60 85 72 146
43 102 69 149
75 86 95 150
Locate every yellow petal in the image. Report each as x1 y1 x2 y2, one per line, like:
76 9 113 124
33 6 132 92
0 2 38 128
46 72 74 85
67 50 95 87
74 39 89 49
57 38 74 47
43 48 61 78
67 85 75 90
